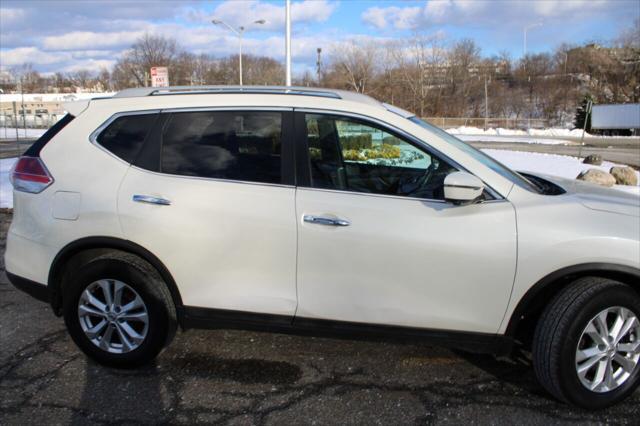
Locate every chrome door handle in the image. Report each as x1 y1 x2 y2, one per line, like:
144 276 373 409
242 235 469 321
133 195 171 206
303 215 350 227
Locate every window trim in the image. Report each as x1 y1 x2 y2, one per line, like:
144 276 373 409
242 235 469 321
129 164 296 189
90 107 296 187
294 108 503 202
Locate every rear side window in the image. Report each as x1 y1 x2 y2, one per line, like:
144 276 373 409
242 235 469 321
96 114 158 163
161 111 282 184
24 114 75 157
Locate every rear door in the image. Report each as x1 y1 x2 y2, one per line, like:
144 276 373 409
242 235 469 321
294 111 517 333
116 108 298 316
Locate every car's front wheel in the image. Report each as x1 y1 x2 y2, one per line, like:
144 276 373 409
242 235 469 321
533 277 640 409
63 251 177 368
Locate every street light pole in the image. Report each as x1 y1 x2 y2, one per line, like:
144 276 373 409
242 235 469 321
212 18 266 86
238 27 244 86
285 0 292 86
523 23 542 57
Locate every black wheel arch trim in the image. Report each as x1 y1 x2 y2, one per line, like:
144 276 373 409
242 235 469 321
48 236 184 323
505 262 640 338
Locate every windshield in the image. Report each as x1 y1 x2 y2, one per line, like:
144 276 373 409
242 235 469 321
407 116 541 193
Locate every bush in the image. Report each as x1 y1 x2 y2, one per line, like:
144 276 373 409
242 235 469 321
342 144 401 162
382 135 402 145
342 149 366 161
341 134 372 150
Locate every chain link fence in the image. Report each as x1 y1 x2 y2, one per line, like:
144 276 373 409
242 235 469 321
423 117 550 130
0 114 62 129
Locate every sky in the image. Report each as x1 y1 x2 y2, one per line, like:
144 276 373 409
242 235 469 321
0 0 638 76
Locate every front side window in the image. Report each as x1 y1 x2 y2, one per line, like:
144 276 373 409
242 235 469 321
161 111 282 184
305 114 457 200
407 116 540 193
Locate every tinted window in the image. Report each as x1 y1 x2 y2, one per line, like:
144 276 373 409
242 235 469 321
161 111 282 184
305 114 457 200
96 114 157 163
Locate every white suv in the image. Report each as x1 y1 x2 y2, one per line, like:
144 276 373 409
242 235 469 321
6 86 640 409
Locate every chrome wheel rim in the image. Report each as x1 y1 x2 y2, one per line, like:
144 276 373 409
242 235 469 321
78 279 149 354
575 306 640 393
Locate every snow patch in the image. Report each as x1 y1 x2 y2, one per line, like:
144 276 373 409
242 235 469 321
0 92 115 103
447 126 592 138
481 149 640 195
0 127 47 139
454 134 571 145
0 157 17 208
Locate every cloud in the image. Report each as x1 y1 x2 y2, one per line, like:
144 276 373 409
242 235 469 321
362 7 388 30
0 47 63 67
42 31 147 51
361 0 631 30
206 0 337 31
62 58 118 73
0 7 25 25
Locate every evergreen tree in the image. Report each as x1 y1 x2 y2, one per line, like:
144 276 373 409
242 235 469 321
574 94 594 131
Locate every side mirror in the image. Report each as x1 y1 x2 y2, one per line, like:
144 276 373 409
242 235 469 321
444 171 484 204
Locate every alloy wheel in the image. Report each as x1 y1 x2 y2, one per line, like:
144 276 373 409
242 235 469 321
77 279 149 354
575 306 640 393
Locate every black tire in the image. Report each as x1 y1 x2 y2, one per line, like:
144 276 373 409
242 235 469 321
532 277 640 409
62 251 177 368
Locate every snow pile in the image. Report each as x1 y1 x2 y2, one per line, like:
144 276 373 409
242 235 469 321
0 128 47 139
453 134 571 144
0 92 115 103
528 128 590 138
0 157 16 208
482 149 640 195
447 126 592 138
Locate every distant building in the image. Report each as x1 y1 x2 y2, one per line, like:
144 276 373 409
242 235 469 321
0 70 14 85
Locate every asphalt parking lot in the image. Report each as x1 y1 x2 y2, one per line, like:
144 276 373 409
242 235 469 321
0 209 638 425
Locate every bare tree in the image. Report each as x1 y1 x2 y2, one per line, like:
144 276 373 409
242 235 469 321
114 33 179 87
71 69 93 90
390 33 446 117
329 40 378 93
11 63 42 93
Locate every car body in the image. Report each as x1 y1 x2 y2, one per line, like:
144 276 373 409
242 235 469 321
5 86 640 409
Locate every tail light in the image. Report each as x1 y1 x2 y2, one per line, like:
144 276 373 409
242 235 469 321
10 156 54 194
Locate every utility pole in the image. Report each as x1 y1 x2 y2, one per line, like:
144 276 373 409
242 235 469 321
285 0 292 86
316 48 322 85
579 99 592 158
20 77 26 138
563 51 569 118
12 102 19 149
484 75 489 130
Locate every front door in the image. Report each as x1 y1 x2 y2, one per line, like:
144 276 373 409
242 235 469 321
294 112 517 333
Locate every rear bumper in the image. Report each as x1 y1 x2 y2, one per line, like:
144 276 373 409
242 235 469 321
6 271 50 304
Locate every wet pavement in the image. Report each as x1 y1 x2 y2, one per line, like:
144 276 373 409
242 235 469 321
1 210 638 425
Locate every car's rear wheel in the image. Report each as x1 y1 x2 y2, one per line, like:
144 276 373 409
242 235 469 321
63 251 176 368
533 277 640 409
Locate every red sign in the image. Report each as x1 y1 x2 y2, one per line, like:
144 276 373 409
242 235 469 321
150 67 169 87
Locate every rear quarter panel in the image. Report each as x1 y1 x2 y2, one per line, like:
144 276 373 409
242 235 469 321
7 104 129 284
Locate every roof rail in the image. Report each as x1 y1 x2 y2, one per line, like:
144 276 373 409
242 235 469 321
113 85 342 99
